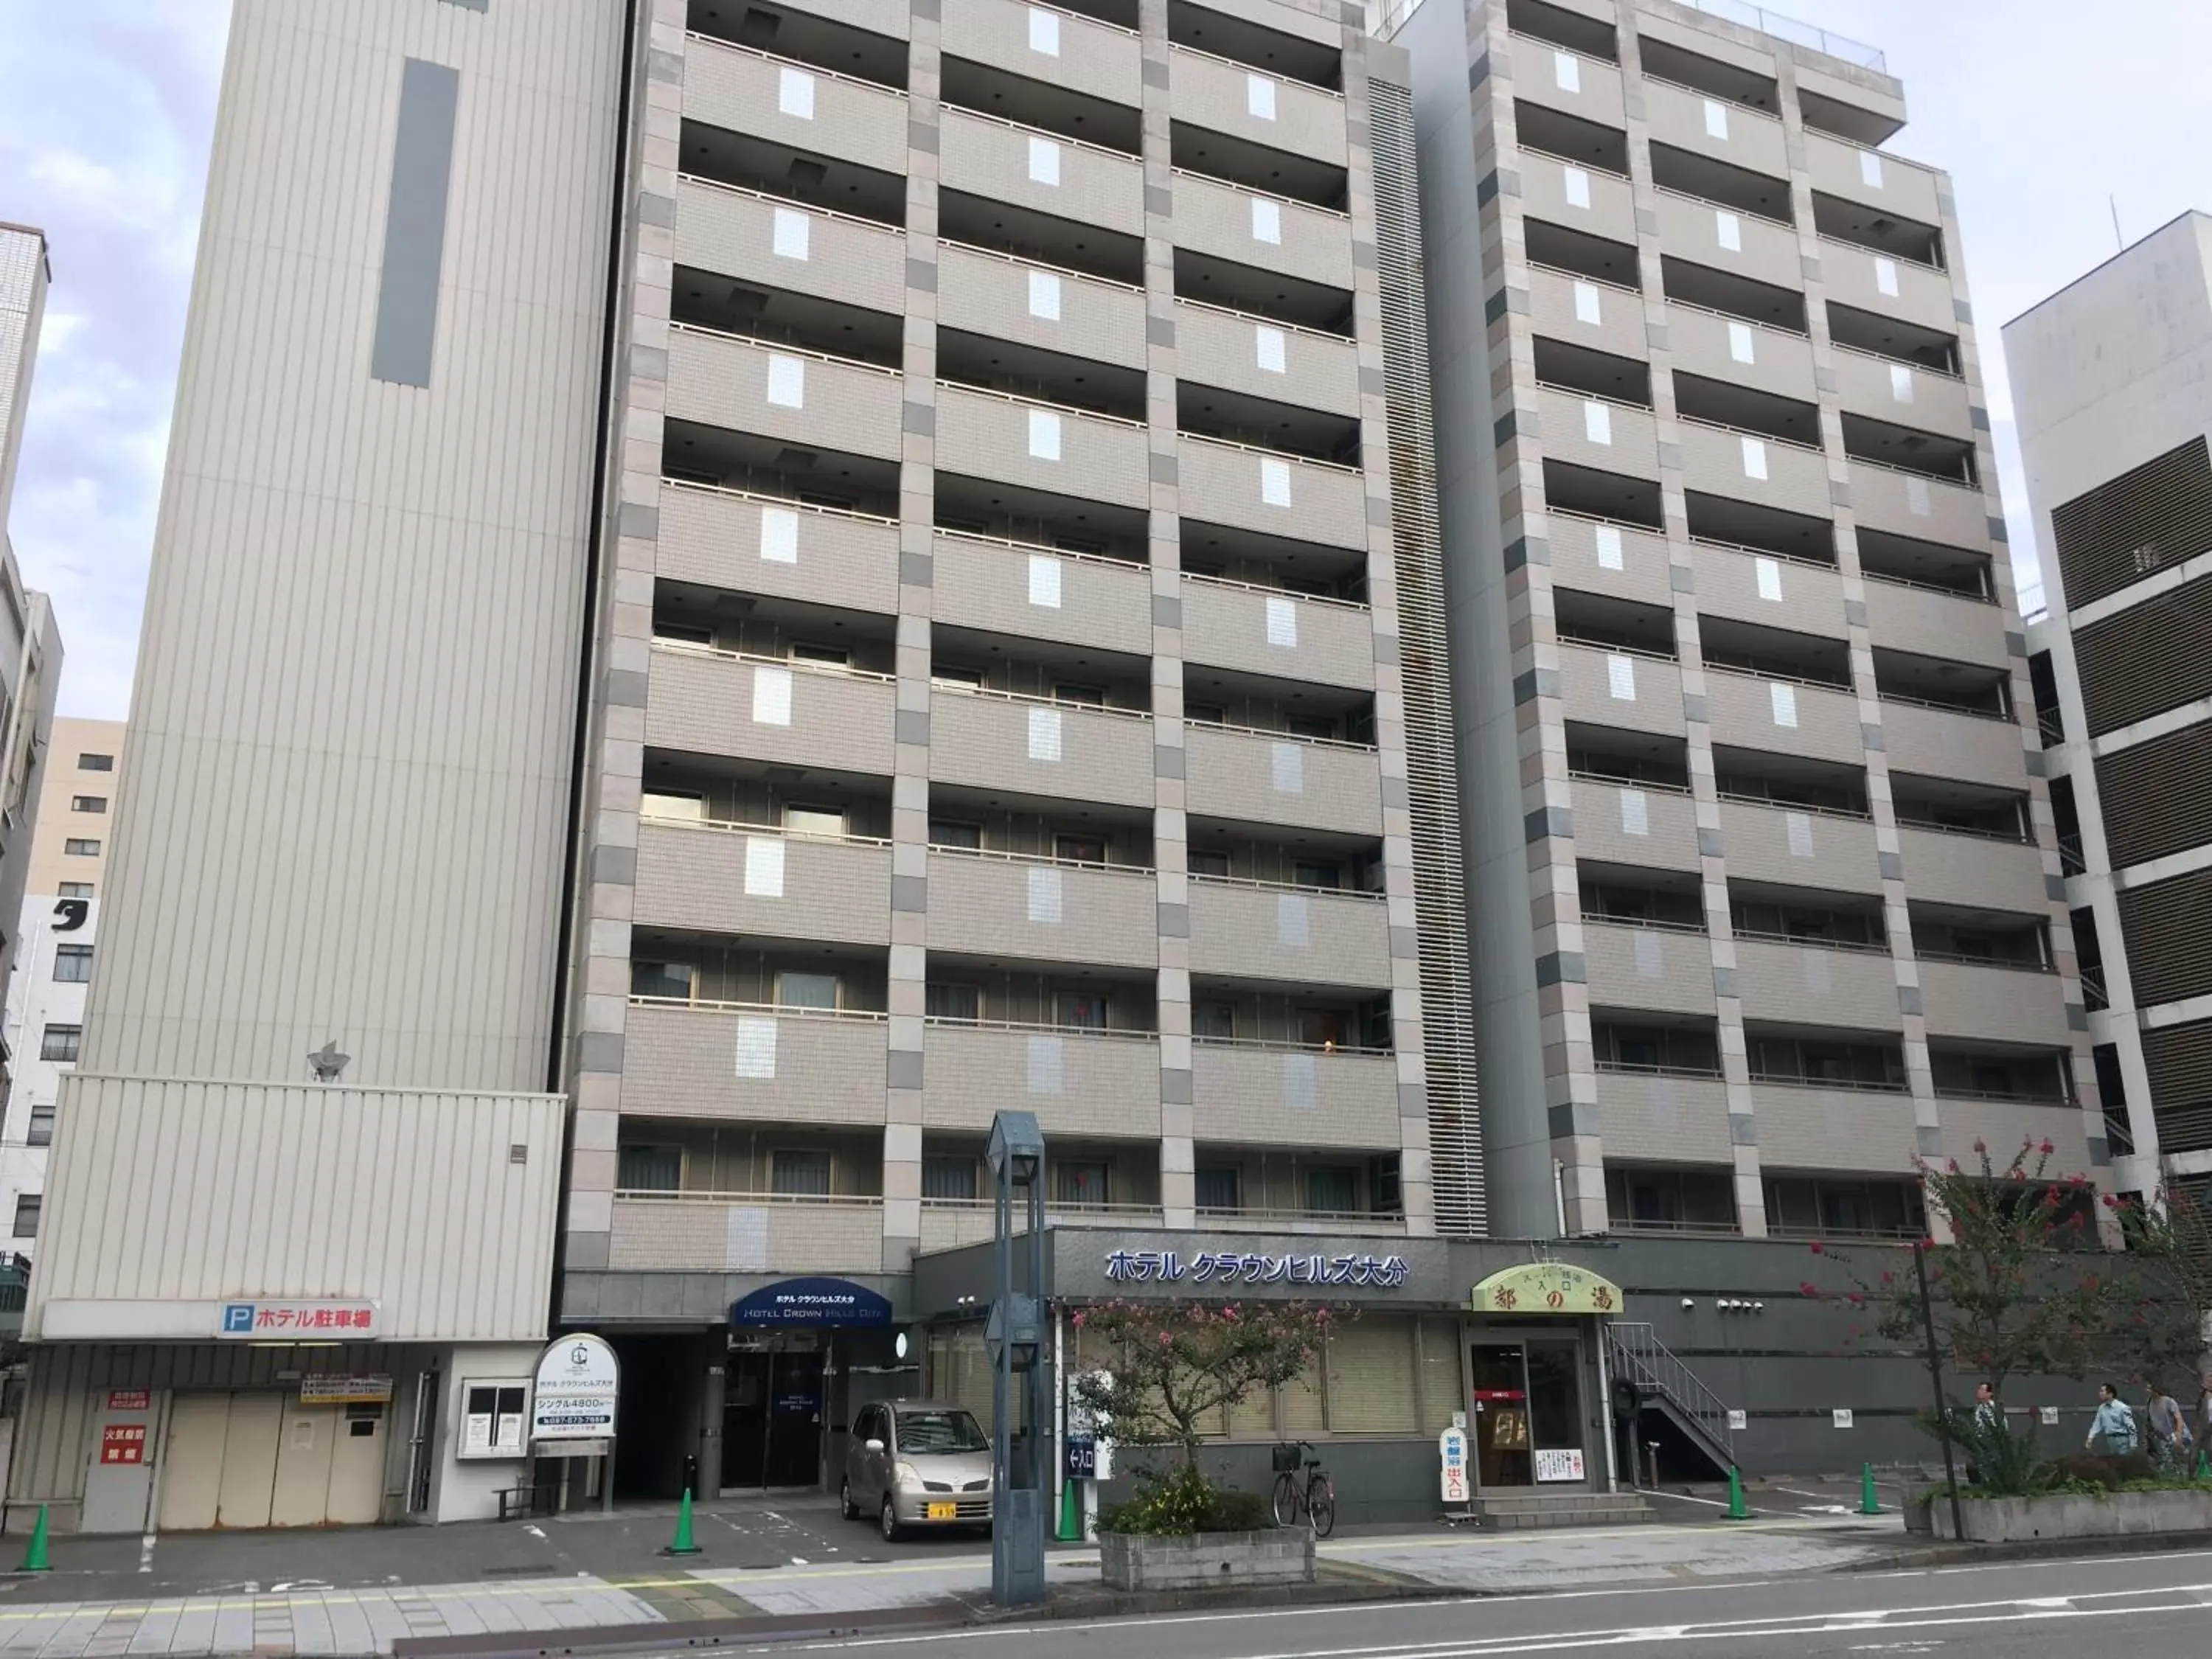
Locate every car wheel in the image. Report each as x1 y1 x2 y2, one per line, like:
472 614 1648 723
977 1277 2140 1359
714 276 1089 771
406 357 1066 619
880 1495 902 1543
841 1478 858 1522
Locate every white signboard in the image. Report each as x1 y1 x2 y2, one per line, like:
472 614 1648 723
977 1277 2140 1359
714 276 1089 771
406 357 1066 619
1832 1408 1855 1430
1439 1426 1471 1504
1728 1408 1748 1431
1534 1448 1586 1484
531 1335 619 1443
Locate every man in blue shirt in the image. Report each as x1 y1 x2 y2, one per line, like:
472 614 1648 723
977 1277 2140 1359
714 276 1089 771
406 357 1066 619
2087 1382 2140 1457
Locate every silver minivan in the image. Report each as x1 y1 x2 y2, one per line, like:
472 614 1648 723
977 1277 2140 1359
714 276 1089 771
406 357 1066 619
841 1399 992 1540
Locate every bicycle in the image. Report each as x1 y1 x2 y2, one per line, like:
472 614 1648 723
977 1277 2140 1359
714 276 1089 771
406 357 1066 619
1270 1440 1336 1537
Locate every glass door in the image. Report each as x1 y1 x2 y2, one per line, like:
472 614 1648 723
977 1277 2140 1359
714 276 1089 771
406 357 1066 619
1524 1340 1589 1485
1469 1343 1531 1488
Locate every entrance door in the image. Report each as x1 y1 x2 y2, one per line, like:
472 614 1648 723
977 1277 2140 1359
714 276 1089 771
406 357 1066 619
327 1403 387 1523
215 1393 285 1528
1524 1339 1588 1486
767 1352 824 1487
724 1352 769 1491
1470 1345 1531 1488
158 1394 233 1531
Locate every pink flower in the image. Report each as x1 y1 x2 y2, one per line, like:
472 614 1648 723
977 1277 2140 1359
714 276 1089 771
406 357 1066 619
1973 1138 1987 1154
2040 1138 2056 1155
1808 1241 1825 1256
1800 1281 1820 1297
1071 1312 1085 1329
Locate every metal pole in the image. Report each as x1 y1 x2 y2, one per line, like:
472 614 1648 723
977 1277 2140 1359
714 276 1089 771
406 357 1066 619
761 1348 776 1494
1914 1244 1964 1542
1593 1319 1618 1495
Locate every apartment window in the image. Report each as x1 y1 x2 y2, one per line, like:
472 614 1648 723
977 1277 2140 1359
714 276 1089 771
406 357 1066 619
1186 701 1227 725
77 753 113 772
922 1155 978 1201
52 945 91 984
1307 1167 1358 1214
38 1025 79 1063
1054 833 1107 866
790 641 849 670
27 1101 54 1147
1293 861 1342 890
1298 1009 1351 1049
1194 1165 1242 1211
1054 991 1108 1031
630 961 695 1001
12 1196 37 1239
641 790 705 821
57 882 91 900
653 619 713 646
70 795 106 814
929 818 983 850
616 1144 682 1192
1286 714 1337 741
63 839 100 858
925 982 981 1023
1189 849 1231 878
1053 682 1106 708
771 1150 833 1196
1194 1001 1238 1040
1054 1160 1110 1207
932 664 984 691
782 804 846 838
774 972 841 1011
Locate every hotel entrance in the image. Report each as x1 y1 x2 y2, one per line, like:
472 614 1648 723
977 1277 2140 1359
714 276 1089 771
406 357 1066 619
1468 1339 1587 1488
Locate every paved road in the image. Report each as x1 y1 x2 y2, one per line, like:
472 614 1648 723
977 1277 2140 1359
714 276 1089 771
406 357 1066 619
667 1549 2212 1659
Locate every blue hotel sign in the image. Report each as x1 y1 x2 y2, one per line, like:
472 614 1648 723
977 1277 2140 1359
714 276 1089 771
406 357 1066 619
1105 1250 1411 1288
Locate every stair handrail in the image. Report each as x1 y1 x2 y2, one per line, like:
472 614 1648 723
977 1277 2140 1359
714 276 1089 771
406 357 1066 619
1606 1321 1737 1464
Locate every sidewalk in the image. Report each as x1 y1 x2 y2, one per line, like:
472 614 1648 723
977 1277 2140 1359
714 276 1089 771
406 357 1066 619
0 1497 1913 1657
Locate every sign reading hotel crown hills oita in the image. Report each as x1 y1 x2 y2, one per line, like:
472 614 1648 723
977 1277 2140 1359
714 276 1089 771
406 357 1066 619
530 1335 619 1444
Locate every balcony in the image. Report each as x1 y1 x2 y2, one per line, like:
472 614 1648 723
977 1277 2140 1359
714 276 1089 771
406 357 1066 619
623 999 889 1124
1848 459 1989 548
673 176 907 312
1176 436 1368 549
1750 1079 1921 1175
1540 387 1659 479
1523 151 1636 244
1573 777 1700 872
684 38 911 175
1666 302 1815 403
1192 1042 1399 1149
647 644 896 773
1178 576 1373 692
1644 77 1787 177
919 1198 1166 1252
1805 131 1942 224
926 849 1158 970
1734 937 1902 1031
1183 724 1382 837
1677 420 1829 519
931 533 1151 655
636 819 892 944
1582 922 1717 1017
937 242 1148 371
922 1021 1161 1136
1187 877 1391 988
1895 824 2048 914
1169 44 1346 165
1172 172 1352 292
936 383 1150 510
1704 669 1863 767
1518 39 1627 128
1821 240 1955 333
1531 265 1648 364
1557 643 1686 740
1861 574 2007 669
928 689 1155 808
942 0 1143 108
1718 799 1880 893
940 107 1145 237
1173 300 1357 416
1832 347 1972 438
609 1192 885 1275
1652 189 1799 291
1540 512 1664 608
659 483 900 614
1595 1065 1732 1164
667 326 902 460
1690 541 1844 636
1878 698 2029 792
1916 958 2070 1047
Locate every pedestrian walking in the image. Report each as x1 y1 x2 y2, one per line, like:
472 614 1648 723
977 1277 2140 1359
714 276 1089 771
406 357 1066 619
2145 1381 2193 1472
1972 1382 2000 1433
2087 1382 2140 1458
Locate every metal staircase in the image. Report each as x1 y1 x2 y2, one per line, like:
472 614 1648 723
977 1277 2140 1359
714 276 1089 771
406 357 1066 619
1604 1321 1739 1477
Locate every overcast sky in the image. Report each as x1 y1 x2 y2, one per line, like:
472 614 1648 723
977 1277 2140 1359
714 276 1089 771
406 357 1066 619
2 0 2210 717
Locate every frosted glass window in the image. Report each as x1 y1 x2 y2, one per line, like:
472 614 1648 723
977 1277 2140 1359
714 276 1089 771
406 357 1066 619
1563 166 1591 210
1027 866 1064 924
1277 894 1311 947
1634 931 1665 977
1741 436 1768 480
1028 554 1062 608
735 1016 778 1079
1860 150 1884 189
1717 210 1742 251
1728 321 1756 363
759 505 799 563
1252 197 1282 243
1260 456 1293 506
1248 74 1278 119
1770 681 1798 728
1271 742 1304 793
1906 476 1932 516
779 66 815 119
744 837 786 897
772 206 810 260
1573 281 1602 325
1554 51 1580 92
1619 788 1650 836
1026 1035 1065 1095
1703 99 1729 139
1265 595 1298 647
1029 136 1061 185
1029 6 1061 55
1584 400 1612 445
1607 653 1636 701
1595 523 1624 570
1028 408 1062 460
1874 256 1899 296
1890 364 1915 403
1284 1053 1318 1110
1256 324 1287 372
1029 269 1062 320
752 664 793 726
1755 556 1783 602
1786 811 1815 858
766 352 805 408
1028 706 1063 761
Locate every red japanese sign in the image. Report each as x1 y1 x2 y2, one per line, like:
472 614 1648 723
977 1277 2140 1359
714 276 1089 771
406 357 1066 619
100 1425 147 1465
106 1391 150 1412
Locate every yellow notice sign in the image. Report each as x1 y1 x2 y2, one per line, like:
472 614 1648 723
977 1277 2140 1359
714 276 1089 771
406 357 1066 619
1472 1263 1623 1316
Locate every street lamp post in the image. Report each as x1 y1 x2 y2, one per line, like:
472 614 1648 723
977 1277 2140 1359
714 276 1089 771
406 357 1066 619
987 1110 1050 1607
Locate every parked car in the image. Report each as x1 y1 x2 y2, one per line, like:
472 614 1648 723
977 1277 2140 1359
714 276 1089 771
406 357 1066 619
842 1399 992 1540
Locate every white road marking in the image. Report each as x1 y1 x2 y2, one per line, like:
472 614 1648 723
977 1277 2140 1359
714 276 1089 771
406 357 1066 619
524 1524 546 1539
136 1534 154 1574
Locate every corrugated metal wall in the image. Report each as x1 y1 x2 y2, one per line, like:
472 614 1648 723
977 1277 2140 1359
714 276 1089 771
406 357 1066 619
28 1077 563 1343
82 0 625 1091
2073 571 2212 737
2094 719 2212 869
2050 434 2212 612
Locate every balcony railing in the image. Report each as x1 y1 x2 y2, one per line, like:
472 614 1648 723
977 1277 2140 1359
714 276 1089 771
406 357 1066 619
1733 925 1889 956
1747 1070 1907 1093
1892 815 2030 846
1913 949 2053 973
628 995 891 1023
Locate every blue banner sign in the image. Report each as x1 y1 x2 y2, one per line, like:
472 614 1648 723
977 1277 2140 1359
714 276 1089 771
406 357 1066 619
731 1277 894 1328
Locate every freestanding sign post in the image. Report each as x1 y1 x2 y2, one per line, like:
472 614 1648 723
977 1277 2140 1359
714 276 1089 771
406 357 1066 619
987 1110 1050 1607
531 1334 621 1513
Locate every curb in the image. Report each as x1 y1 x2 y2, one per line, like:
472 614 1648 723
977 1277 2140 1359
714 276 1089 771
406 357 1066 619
1841 1528 2212 1572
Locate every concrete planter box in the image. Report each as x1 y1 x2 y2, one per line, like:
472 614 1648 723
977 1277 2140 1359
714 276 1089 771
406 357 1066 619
1098 1528 1315 1590
1933 1488 2212 1542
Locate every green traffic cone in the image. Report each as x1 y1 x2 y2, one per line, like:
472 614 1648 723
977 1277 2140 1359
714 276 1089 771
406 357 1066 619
661 1487 702 1557
18 1503 50 1573
1858 1462 1881 1516
2197 1446 2210 1482
1725 1467 1751 1521
1057 1479 1081 1542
